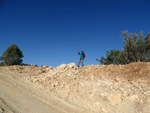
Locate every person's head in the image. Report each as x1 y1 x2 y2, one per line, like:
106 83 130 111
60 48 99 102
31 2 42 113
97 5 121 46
81 50 84 53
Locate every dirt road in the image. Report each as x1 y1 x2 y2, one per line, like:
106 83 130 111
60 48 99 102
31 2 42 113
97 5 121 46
0 72 69 113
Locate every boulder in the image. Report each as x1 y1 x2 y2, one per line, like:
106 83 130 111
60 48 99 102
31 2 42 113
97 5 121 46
57 64 67 69
67 63 76 69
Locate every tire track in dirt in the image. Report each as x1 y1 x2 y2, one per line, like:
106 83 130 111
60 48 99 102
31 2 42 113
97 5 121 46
0 72 68 113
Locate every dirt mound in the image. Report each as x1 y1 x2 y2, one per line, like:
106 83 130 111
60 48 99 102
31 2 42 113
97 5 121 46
99 62 150 81
1 62 150 113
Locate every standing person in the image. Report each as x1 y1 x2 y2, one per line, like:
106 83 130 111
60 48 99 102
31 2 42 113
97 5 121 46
78 50 85 67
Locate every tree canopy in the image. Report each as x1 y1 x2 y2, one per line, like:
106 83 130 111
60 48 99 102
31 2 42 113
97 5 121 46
96 31 150 65
0 44 24 66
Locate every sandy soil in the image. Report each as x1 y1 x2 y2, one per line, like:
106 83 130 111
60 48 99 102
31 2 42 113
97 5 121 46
0 70 86 113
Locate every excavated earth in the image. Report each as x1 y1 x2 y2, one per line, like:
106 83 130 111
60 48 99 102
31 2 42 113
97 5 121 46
0 62 150 113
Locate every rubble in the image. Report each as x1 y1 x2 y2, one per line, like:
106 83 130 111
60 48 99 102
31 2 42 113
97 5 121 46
1 62 150 113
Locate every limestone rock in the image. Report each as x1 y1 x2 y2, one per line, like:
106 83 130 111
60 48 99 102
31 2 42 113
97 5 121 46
8 62 150 113
41 65 48 68
109 93 122 105
57 64 67 69
35 80 41 85
67 63 76 69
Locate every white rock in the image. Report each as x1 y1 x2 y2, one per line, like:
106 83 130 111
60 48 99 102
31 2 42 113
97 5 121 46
130 94 139 101
57 64 67 69
41 65 48 68
49 66 54 70
67 63 76 69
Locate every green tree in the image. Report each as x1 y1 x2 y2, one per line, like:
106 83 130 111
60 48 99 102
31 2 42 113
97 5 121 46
122 30 149 62
96 50 126 65
145 33 150 61
96 31 150 65
0 62 5 66
0 44 24 66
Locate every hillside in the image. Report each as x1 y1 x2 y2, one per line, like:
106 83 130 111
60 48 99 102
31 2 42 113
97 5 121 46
1 62 150 113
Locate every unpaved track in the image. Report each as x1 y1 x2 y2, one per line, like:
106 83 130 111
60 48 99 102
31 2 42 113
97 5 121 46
0 72 67 113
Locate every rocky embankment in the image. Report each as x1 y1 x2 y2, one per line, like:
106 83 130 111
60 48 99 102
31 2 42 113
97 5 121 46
2 62 150 113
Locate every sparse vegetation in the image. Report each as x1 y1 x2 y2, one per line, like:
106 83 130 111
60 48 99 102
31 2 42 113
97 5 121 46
96 31 150 65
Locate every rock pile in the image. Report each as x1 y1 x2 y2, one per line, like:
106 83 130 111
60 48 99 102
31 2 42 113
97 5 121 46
2 62 150 113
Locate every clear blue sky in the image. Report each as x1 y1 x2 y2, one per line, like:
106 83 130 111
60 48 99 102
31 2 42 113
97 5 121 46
0 0 150 67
